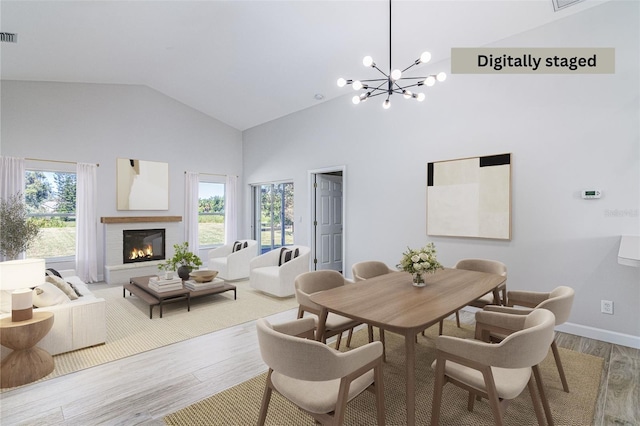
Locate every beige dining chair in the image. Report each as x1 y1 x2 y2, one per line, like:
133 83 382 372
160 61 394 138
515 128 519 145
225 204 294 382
351 261 395 358
482 285 575 393
447 259 507 331
295 270 361 350
256 317 385 426
430 308 556 426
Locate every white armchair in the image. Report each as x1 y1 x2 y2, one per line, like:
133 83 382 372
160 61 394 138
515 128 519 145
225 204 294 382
207 239 258 281
250 245 311 297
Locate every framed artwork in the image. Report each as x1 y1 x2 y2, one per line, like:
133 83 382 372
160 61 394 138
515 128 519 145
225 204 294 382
116 158 169 210
427 153 511 240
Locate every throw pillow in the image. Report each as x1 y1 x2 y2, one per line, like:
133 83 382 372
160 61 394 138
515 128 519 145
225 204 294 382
232 241 243 252
68 282 84 297
32 282 71 307
278 247 300 266
45 268 63 278
46 275 79 300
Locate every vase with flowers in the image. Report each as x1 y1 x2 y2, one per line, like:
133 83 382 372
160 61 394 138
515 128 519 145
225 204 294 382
397 242 444 287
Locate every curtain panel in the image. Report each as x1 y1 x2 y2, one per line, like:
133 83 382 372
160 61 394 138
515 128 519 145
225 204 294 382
76 163 99 282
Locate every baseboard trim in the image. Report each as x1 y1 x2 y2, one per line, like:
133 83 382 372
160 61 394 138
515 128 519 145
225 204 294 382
556 322 640 349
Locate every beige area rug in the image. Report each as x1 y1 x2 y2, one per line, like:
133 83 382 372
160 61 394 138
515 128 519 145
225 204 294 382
39 281 297 384
164 322 604 426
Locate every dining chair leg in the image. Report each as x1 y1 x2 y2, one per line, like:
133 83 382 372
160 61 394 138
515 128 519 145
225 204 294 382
551 339 569 392
532 364 554 426
430 358 446 426
257 370 274 426
455 311 461 328
374 363 386 425
438 320 444 335
346 328 353 348
335 332 343 350
527 376 547 426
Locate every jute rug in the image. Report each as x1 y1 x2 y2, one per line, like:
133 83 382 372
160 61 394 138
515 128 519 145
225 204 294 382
29 281 298 386
164 322 604 426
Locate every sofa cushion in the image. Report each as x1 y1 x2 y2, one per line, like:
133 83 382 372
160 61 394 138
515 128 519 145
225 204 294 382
279 247 300 266
46 275 79 300
33 282 71 307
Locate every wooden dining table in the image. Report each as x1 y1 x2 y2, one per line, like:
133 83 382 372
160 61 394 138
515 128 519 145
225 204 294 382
309 268 506 426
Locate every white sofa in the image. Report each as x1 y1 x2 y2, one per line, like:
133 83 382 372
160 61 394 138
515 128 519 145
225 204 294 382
249 245 311 297
208 239 259 281
1 269 107 357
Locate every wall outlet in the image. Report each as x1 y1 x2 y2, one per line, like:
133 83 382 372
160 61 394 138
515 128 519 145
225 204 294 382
601 300 614 315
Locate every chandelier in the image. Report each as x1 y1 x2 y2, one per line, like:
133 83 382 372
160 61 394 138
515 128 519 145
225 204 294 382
337 0 446 109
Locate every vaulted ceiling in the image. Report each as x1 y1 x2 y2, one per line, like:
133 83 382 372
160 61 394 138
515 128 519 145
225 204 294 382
1 0 605 131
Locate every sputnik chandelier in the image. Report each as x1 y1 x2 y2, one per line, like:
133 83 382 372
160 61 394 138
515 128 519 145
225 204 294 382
337 0 446 109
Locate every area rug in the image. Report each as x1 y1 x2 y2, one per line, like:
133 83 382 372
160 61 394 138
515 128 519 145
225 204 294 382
21 281 298 387
164 322 604 425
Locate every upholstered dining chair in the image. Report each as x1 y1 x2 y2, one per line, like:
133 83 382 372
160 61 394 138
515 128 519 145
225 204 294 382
295 270 362 350
446 259 507 332
482 285 575 393
430 309 556 426
351 261 395 359
351 260 394 282
256 317 385 426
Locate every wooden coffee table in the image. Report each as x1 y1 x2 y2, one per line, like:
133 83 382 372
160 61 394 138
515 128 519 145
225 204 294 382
124 275 237 319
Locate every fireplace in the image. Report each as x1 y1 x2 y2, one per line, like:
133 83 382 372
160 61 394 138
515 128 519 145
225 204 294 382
123 229 166 264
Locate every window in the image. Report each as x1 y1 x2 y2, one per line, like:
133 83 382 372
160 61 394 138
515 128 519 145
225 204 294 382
25 168 77 260
198 179 225 248
252 182 294 253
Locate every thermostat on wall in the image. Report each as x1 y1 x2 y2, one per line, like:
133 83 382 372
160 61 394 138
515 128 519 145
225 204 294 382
581 189 601 199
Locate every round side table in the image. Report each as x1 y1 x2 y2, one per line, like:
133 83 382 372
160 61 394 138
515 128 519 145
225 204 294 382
1 311 55 388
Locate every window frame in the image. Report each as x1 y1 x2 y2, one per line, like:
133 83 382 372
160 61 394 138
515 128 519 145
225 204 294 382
198 175 226 250
24 159 77 262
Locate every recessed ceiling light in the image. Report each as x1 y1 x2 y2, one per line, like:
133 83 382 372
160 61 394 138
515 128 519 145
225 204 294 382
314 94 325 101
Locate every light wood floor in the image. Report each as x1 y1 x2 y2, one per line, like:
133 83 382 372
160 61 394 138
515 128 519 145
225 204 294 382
1 309 638 425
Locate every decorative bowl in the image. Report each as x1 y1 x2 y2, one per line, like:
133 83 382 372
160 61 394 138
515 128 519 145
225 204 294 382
189 270 219 283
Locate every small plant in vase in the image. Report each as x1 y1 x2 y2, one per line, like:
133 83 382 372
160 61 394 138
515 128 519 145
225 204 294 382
158 242 202 280
397 242 443 287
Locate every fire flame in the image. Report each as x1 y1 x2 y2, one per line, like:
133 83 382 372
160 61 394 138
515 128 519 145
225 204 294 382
129 244 153 260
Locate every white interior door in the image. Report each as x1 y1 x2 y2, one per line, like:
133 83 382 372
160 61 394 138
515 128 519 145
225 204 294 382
314 173 343 272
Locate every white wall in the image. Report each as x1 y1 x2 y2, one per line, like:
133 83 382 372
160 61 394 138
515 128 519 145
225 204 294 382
243 1 639 343
1 81 243 276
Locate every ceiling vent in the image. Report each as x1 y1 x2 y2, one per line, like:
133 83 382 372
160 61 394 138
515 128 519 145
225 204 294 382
552 0 585 11
1 32 18 43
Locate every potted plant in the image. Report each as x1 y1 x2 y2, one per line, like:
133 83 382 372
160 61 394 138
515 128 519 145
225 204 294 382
158 242 203 280
397 242 443 287
0 192 41 260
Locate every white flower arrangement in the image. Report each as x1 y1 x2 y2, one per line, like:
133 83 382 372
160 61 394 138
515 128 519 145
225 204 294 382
397 242 443 277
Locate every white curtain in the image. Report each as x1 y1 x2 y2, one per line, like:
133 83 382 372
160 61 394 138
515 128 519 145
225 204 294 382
0 156 26 261
184 171 200 254
225 174 238 244
76 163 98 283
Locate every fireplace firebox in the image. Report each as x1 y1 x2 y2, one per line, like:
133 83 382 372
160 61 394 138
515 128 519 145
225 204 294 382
123 229 166 264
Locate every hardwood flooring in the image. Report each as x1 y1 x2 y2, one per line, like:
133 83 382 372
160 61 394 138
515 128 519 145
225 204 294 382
1 309 638 425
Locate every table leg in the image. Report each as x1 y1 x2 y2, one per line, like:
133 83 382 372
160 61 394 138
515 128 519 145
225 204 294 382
316 308 328 342
493 288 502 305
405 331 416 426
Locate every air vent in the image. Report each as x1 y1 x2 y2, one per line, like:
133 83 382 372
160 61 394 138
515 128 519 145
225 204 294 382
552 0 585 12
0 32 17 43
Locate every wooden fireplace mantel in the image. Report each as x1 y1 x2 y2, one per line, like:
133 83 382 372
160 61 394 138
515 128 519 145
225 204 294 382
100 216 182 224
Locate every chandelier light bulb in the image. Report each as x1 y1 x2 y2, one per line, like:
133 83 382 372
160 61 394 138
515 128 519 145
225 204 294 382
437 72 447 82
337 77 347 87
403 90 412 99
390 69 402 81
353 80 363 90
416 93 426 102
419 51 432 63
363 56 374 67
383 99 391 109
360 93 369 102
424 75 436 86
352 95 361 105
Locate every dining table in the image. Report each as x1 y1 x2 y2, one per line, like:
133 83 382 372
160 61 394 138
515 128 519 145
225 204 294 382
309 268 506 426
